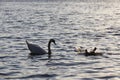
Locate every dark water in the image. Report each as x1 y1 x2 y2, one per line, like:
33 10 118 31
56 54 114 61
0 1 120 80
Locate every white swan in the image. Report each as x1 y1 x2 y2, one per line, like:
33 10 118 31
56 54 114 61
26 39 56 59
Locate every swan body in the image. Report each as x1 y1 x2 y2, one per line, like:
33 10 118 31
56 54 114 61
26 39 56 58
26 41 47 55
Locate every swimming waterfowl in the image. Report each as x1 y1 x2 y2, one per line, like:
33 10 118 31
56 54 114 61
85 47 103 56
74 46 85 53
26 39 56 59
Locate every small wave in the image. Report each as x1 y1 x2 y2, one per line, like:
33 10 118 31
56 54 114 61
46 61 93 66
79 78 94 80
28 55 48 60
95 75 120 79
107 53 120 55
5 74 58 79
0 72 20 76
93 67 105 70
85 70 99 73
113 33 120 36
0 56 16 59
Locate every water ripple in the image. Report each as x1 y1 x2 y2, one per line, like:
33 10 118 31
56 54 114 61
5 74 58 79
0 72 20 76
0 2 120 80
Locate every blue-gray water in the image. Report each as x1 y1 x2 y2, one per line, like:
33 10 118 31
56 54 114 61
0 1 120 80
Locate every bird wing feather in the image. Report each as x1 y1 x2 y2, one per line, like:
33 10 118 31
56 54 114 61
27 42 47 55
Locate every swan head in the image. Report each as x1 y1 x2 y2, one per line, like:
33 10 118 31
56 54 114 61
50 39 56 45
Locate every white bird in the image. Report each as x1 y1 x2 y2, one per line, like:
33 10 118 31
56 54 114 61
74 46 85 53
85 47 103 56
26 39 56 59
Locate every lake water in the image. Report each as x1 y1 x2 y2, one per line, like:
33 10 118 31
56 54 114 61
0 1 120 80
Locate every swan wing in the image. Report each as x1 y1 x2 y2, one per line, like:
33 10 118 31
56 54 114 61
26 42 47 55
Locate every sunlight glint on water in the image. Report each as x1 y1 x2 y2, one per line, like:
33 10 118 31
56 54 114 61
0 1 120 80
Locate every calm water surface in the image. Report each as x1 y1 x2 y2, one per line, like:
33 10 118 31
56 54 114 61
0 1 120 80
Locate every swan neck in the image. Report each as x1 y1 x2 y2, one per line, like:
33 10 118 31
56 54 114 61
48 40 52 59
